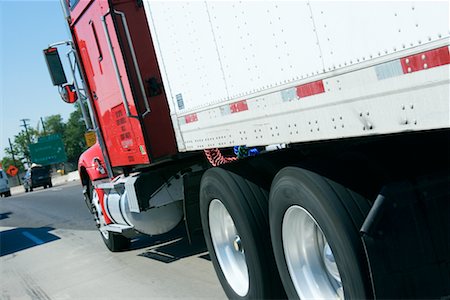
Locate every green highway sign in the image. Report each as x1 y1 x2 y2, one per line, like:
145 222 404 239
29 134 67 165
38 134 61 143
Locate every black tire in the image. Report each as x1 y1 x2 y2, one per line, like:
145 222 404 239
269 167 372 299
87 180 130 252
44 185 47 189
101 231 131 252
84 180 94 213
200 168 285 300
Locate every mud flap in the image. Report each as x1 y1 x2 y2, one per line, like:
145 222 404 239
360 173 450 299
183 170 206 244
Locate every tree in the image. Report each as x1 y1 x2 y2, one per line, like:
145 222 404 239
63 103 87 163
43 114 66 137
11 128 39 164
1 156 24 172
1 104 89 167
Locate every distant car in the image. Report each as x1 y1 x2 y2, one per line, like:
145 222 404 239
23 165 52 192
0 169 11 197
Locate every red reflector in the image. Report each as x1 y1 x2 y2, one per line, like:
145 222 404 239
401 46 450 74
230 100 249 113
296 80 325 98
185 113 198 124
45 47 57 53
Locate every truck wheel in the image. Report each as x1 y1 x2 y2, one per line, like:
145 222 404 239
269 167 372 299
200 168 285 300
90 184 130 252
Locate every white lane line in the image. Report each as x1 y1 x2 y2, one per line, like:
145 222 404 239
22 232 44 245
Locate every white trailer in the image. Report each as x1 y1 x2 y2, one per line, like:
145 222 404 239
144 1 449 151
141 2 449 299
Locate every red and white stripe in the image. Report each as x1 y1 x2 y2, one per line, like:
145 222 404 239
178 45 449 127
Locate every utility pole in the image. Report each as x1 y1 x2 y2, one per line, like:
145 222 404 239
19 119 32 165
40 117 47 135
8 138 21 184
20 119 31 145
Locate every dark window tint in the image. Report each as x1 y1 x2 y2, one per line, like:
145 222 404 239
69 0 80 11
31 168 49 177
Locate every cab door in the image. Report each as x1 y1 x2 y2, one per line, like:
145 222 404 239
110 0 178 162
72 1 149 167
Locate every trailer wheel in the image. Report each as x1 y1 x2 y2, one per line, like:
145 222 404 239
200 168 284 300
269 167 372 299
90 184 130 252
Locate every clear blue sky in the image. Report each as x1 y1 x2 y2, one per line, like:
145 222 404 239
0 0 76 160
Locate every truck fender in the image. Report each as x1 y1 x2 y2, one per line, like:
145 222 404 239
78 143 112 225
78 142 108 185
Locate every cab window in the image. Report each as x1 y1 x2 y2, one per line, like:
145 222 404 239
69 0 80 11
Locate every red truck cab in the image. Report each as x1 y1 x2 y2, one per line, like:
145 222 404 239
70 0 177 172
44 1 188 251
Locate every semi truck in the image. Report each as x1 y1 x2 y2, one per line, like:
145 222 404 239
44 1 449 299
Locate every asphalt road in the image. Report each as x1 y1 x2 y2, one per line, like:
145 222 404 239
0 181 226 299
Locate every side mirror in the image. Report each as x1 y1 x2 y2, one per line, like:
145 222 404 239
60 84 78 104
43 47 67 86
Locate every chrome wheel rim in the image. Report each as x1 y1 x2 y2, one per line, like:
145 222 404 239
92 189 108 239
282 205 344 299
209 199 249 296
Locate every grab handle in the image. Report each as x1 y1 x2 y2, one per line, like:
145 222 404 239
101 11 138 119
114 9 151 117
